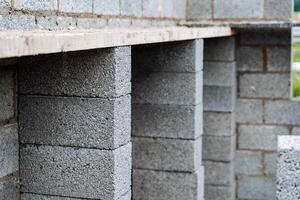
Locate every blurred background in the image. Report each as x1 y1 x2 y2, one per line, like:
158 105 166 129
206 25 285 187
292 0 300 97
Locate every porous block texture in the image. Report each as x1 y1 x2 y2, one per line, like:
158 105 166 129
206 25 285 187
20 143 131 200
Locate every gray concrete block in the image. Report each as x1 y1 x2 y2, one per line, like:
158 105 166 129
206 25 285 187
203 135 235 162
133 72 202 105
277 136 300 200
186 0 212 19
239 73 290 98
238 176 276 199
265 0 292 20
265 100 300 125
142 0 160 17
175 0 186 19
240 29 291 45
235 150 263 175
292 127 300 135
0 0 10 14
214 0 264 19
14 0 57 11
0 177 19 200
237 46 263 72
267 47 291 72
0 71 14 122
203 161 234 186
204 112 235 136
94 0 120 15
20 143 131 199
133 137 202 172
236 99 263 124
204 37 235 62
264 152 277 177
19 95 130 150
238 125 289 151
204 185 235 200
77 18 106 29
131 19 152 27
107 18 131 28
204 61 236 86
133 168 204 200
36 16 76 30
19 47 131 98
133 40 203 73
0 15 37 30
120 0 142 17
132 104 202 139
0 125 18 177
59 0 92 13
21 193 82 199
203 85 235 112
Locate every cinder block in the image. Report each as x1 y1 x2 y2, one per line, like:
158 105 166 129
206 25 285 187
237 176 276 199
132 104 202 139
133 40 203 73
292 127 300 135
94 0 120 15
59 0 92 13
277 136 300 200
237 46 263 72
14 0 57 11
175 0 186 19
133 168 204 200
203 135 235 162
214 0 264 19
0 0 10 14
265 100 300 125
204 37 235 62
203 85 235 112
267 47 291 72
0 177 19 200
0 125 18 177
264 152 277 177
142 0 160 17
133 137 202 172
0 15 36 30
19 95 130 150
77 18 106 29
240 29 291 45
120 0 142 17
21 193 81 199
236 99 263 124
204 112 235 136
235 150 263 175
133 72 202 105
131 19 152 27
19 47 131 98
20 143 131 200
0 71 14 122
107 18 131 27
238 125 289 151
186 0 212 19
205 185 235 200
204 61 236 86
36 16 76 30
265 0 292 20
239 73 290 98
203 161 234 186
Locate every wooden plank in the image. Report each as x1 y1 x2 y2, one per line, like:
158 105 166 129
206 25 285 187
0 27 235 58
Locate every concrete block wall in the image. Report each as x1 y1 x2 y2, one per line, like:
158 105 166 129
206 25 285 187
0 0 188 30
132 40 204 200
18 48 132 199
235 29 292 200
203 36 237 200
277 136 300 200
0 58 19 200
186 0 292 21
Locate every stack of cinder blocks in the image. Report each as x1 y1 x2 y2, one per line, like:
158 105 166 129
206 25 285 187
18 48 132 199
277 136 300 200
132 40 204 200
203 37 236 200
0 59 19 199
